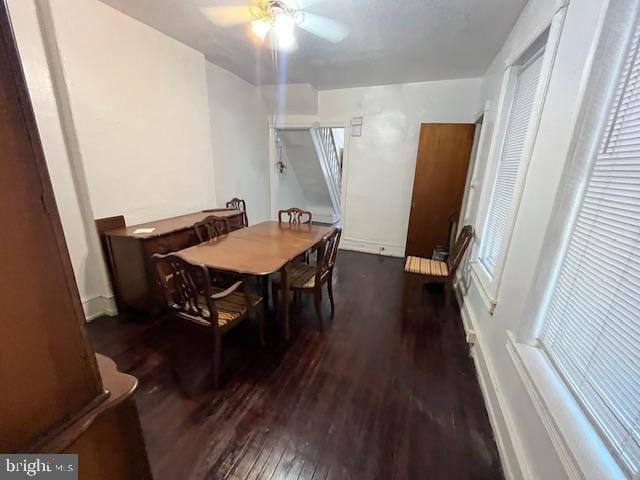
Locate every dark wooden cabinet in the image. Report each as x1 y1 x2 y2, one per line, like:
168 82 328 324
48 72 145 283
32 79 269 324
0 7 102 452
0 4 151 477
103 210 245 313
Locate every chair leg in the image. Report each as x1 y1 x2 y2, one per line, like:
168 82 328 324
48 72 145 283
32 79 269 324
327 272 335 318
314 288 324 332
213 333 222 389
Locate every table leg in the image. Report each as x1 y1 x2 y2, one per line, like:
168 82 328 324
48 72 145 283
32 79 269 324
260 275 269 311
280 264 290 340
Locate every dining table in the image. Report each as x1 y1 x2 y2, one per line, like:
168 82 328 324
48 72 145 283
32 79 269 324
176 221 335 339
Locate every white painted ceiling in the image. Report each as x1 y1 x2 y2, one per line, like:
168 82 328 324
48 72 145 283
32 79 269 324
99 0 528 90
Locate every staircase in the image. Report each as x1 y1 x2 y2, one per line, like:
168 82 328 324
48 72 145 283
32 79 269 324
310 126 342 217
276 127 343 224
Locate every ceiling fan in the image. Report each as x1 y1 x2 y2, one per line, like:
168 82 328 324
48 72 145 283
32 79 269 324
201 0 349 50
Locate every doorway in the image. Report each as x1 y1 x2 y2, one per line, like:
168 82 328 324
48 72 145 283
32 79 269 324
270 122 347 226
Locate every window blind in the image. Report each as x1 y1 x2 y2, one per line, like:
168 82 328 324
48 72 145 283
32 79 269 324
540 19 640 477
480 50 545 275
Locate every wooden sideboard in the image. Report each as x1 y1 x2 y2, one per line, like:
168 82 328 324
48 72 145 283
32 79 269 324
103 209 245 314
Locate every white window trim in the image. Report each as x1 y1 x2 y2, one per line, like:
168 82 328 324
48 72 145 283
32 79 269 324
516 0 639 345
507 331 627 480
460 101 492 228
458 105 486 235
508 0 640 478
472 6 567 312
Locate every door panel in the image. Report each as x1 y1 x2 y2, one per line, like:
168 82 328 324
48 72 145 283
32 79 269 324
406 123 475 258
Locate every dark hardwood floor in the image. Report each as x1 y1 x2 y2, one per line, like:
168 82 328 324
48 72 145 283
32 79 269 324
88 251 503 480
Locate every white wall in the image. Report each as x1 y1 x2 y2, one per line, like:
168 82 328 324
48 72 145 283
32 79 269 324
260 83 318 115
317 78 483 256
8 0 116 319
459 0 610 478
48 0 216 225
8 0 246 319
206 62 270 224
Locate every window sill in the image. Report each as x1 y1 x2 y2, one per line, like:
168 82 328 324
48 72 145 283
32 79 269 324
470 261 498 313
506 331 627 480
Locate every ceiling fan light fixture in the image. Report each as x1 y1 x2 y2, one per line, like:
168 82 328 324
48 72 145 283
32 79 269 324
273 12 295 38
202 0 349 52
277 32 295 49
251 18 271 40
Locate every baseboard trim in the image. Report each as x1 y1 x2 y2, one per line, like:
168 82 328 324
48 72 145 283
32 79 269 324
456 286 531 480
455 276 473 334
339 237 404 258
82 295 118 322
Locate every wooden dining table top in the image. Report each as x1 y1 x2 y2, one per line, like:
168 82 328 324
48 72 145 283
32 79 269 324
176 221 335 275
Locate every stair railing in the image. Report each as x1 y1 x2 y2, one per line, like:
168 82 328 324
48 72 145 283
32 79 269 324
310 126 343 220
317 127 341 194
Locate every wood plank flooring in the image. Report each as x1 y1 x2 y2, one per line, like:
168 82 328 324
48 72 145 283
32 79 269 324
88 251 503 480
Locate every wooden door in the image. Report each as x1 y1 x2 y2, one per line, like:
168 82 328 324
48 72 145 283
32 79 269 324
406 123 475 258
0 5 104 451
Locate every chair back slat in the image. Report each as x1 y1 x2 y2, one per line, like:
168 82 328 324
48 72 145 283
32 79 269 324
278 207 312 225
193 215 231 242
446 225 473 276
226 197 248 226
153 254 217 324
315 228 342 283
446 211 459 250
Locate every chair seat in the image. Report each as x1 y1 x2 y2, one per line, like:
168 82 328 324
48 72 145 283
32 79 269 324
173 290 261 327
273 263 317 289
405 256 449 277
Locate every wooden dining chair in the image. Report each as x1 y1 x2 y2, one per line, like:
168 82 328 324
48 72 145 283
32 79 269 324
193 215 231 242
278 207 313 225
153 253 264 388
271 228 342 331
432 211 459 261
278 207 314 262
226 197 248 227
404 225 474 304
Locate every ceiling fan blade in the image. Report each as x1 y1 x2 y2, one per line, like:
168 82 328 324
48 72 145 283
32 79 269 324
298 13 349 43
201 6 257 27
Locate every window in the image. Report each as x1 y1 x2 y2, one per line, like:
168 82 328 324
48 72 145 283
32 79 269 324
539 17 640 477
479 47 546 277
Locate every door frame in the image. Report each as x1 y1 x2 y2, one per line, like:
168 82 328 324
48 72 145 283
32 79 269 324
459 104 491 234
267 115 351 227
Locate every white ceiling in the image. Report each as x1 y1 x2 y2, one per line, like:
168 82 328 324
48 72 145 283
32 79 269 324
99 0 528 90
